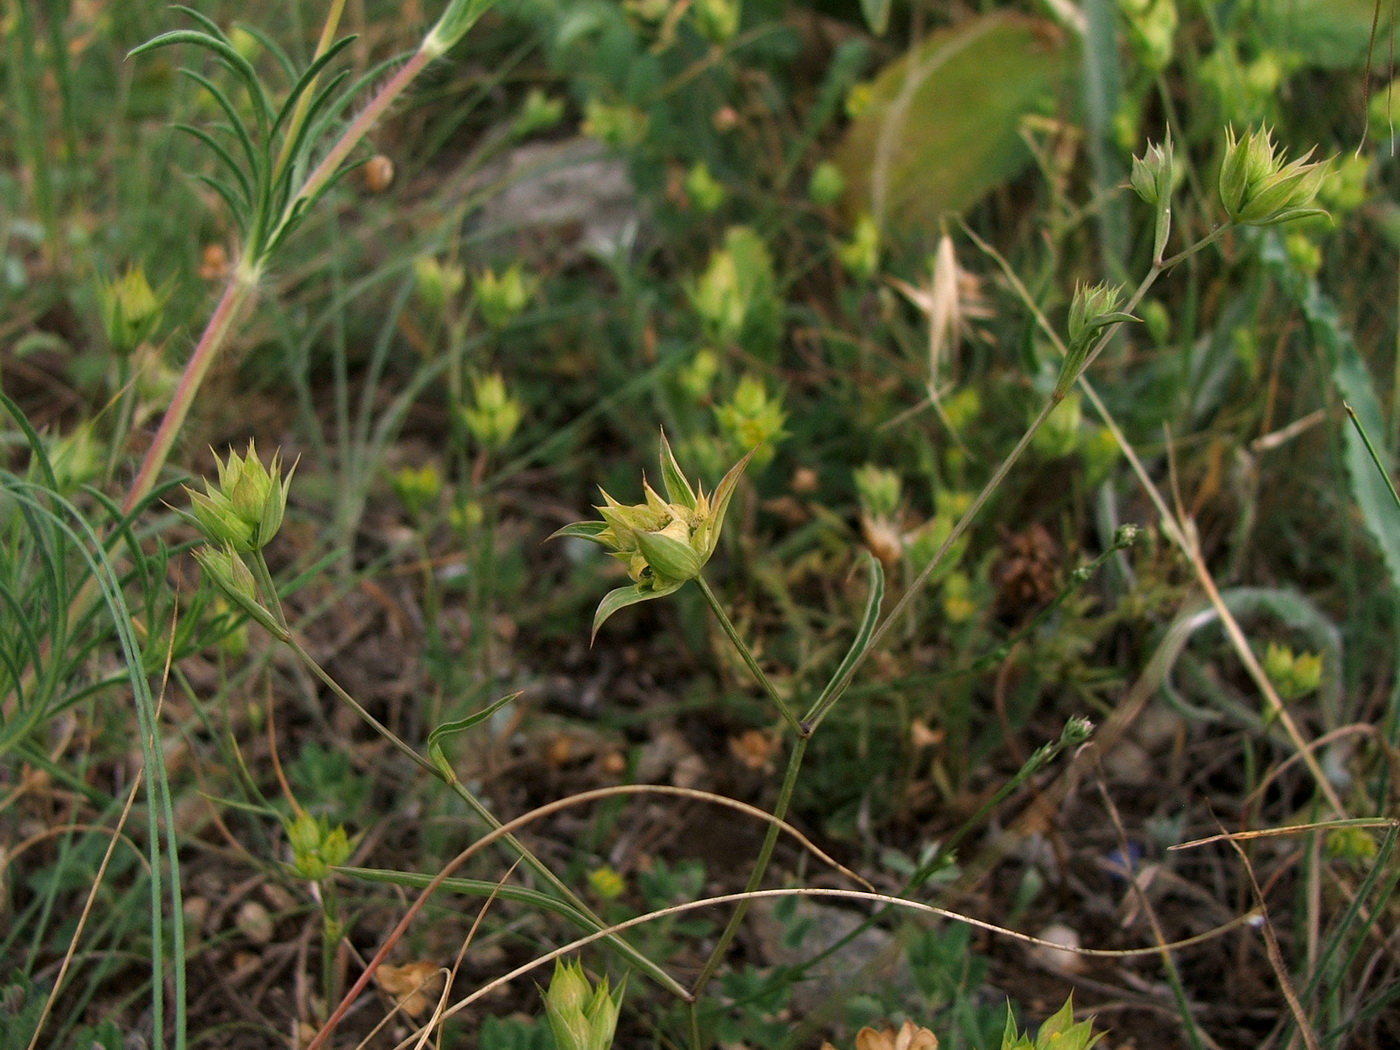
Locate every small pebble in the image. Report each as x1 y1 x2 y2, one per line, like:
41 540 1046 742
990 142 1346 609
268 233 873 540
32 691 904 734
1030 922 1086 973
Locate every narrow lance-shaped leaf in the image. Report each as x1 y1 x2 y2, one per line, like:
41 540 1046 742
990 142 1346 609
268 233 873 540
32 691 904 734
802 552 885 731
592 580 684 642
428 692 521 781
658 429 697 509
700 446 756 557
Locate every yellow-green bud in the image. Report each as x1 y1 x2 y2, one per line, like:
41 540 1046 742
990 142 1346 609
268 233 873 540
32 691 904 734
390 463 443 518
587 866 626 900
714 374 786 469
808 161 845 207
1219 126 1329 227
838 213 880 282
1263 642 1323 702
186 442 294 552
542 959 622 1050
684 161 727 213
98 265 166 356
551 431 753 640
1129 135 1174 206
517 88 565 137
582 99 649 148
287 813 353 881
854 464 902 520
678 347 720 402
1059 282 1138 396
461 372 523 450
474 262 537 330
414 256 466 316
692 0 740 43
1324 826 1378 867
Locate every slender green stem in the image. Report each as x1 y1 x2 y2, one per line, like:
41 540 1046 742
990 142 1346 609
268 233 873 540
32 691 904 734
285 633 442 779
320 882 343 1010
688 734 810 1047
695 576 800 733
249 549 292 636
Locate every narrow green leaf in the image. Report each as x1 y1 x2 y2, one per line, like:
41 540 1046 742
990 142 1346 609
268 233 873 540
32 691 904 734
190 173 250 230
270 36 357 141
550 521 611 542
591 581 681 642
802 553 885 731
658 429 697 509
232 20 298 80
174 123 252 206
339 865 595 927
133 25 272 134
427 691 521 780
178 69 263 181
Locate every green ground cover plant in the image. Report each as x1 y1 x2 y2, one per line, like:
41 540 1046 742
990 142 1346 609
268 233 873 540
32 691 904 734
3 0 1399 1048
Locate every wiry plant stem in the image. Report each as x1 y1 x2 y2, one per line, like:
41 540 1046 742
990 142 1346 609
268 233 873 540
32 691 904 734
687 734 809 1050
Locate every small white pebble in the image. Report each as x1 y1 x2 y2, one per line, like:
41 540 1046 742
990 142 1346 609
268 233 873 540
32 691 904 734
236 900 274 945
1030 922 1087 973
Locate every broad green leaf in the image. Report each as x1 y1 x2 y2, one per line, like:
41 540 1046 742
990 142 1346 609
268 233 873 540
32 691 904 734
833 13 1075 233
1255 0 1394 70
1261 238 1400 595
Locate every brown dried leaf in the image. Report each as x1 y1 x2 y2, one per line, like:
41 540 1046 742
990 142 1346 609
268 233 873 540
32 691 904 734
377 960 445 1017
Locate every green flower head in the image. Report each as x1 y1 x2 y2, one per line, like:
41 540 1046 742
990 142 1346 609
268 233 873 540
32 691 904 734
184 441 295 552
542 959 623 1050
551 431 752 641
1219 126 1329 227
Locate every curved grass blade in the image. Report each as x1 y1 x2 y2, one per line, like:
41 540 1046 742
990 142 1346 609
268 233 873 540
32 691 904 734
233 20 298 82
131 29 272 136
